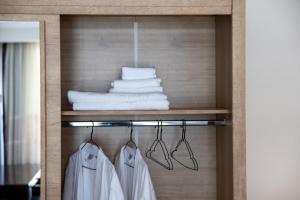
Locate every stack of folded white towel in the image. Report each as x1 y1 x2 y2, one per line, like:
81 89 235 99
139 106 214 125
68 67 170 110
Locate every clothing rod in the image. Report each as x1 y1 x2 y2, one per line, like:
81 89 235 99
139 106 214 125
62 120 227 127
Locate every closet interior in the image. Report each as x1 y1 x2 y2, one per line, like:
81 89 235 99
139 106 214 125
60 15 233 200
0 0 245 199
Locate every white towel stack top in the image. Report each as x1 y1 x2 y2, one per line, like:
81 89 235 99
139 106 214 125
68 67 170 110
121 67 156 80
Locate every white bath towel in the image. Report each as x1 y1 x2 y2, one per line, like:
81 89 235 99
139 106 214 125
72 100 170 110
111 78 161 89
68 90 167 104
109 86 163 93
122 67 156 80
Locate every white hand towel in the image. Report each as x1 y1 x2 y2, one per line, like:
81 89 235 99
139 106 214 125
109 86 163 93
72 100 170 110
122 67 156 80
68 90 167 104
111 78 161 89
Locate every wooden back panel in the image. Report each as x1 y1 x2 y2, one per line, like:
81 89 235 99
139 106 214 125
61 16 216 110
61 16 218 200
138 16 216 108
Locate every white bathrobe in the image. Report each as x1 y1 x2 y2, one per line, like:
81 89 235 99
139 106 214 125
63 143 124 200
115 146 156 200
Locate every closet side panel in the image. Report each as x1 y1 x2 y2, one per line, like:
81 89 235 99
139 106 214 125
232 0 246 199
215 16 233 200
44 15 61 200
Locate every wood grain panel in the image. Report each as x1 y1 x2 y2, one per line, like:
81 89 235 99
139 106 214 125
0 0 231 15
43 16 61 200
60 16 219 200
0 0 231 7
0 14 61 200
39 20 46 200
232 0 246 199
0 6 231 15
216 16 232 110
42 15 61 200
61 16 216 111
138 16 216 108
61 108 231 116
0 0 245 198
61 125 217 200
215 15 233 200
61 16 134 110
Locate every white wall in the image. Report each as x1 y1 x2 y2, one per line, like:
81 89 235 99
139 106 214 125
0 21 39 43
246 0 300 200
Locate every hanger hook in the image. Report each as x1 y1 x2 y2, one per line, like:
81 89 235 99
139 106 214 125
130 120 133 140
155 120 160 139
90 120 94 141
181 120 185 140
183 120 187 140
160 120 163 140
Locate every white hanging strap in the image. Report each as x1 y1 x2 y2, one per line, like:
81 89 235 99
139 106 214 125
133 21 139 145
133 22 139 68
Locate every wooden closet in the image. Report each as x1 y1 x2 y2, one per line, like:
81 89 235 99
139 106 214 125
0 0 245 199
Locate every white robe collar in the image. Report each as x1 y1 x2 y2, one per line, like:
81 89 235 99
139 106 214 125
75 143 116 200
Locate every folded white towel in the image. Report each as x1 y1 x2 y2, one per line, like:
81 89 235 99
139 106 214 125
122 67 156 80
72 100 170 110
109 86 163 93
68 90 167 104
111 78 161 89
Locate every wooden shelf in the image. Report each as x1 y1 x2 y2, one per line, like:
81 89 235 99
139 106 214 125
61 108 231 116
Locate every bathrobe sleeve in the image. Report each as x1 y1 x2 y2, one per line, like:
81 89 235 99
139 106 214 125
135 166 157 200
109 172 125 200
63 157 75 200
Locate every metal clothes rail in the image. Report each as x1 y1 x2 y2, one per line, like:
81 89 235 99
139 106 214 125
62 120 227 127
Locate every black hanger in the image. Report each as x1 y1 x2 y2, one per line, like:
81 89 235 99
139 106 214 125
146 121 173 170
124 121 137 168
81 120 100 150
124 121 137 150
80 121 100 171
171 120 199 171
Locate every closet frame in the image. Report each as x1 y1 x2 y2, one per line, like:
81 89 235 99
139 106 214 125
0 0 245 199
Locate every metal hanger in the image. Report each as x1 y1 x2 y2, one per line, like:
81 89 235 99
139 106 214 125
146 121 173 170
124 121 137 150
171 120 199 171
81 120 101 150
124 121 137 168
81 121 100 171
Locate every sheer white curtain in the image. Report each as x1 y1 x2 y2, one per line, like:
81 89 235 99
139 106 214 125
0 44 4 184
4 43 40 165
